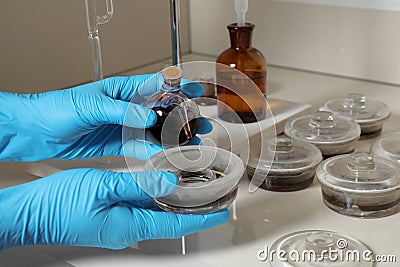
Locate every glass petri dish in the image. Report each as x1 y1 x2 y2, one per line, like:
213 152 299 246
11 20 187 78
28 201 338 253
144 145 245 214
371 132 400 163
316 152 400 218
247 136 322 191
284 111 360 157
269 230 373 267
320 93 390 137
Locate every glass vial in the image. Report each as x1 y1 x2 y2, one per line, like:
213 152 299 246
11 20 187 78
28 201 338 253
144 66 200 147
217 23 267 123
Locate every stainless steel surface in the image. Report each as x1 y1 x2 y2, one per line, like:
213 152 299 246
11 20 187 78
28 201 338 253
0 246 75 267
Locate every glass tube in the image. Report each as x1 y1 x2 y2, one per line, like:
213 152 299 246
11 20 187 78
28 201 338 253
84 0 114 81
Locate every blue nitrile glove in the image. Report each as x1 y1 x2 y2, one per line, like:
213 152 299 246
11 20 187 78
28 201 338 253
0 169 230 251
0 74 211 162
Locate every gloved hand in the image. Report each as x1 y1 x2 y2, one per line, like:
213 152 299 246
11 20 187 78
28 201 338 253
0 169 230 251
0 74 211 161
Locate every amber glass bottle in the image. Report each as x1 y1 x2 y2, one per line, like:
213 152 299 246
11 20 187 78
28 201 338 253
217 23 267 123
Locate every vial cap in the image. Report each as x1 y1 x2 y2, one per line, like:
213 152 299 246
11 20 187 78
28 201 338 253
162 66 183 87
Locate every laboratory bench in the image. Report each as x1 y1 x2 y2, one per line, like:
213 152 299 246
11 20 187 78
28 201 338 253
1 56 400 266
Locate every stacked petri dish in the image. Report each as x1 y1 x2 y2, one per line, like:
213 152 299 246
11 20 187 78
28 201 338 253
371 132 400 163
320 93 390 137
316 152 400 218
268 230 373 267
144 146 245 214
247 136 322 191
284 111 361 158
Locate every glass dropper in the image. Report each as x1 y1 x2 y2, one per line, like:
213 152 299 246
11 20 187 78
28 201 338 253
84 0 113 81
235 0 248 26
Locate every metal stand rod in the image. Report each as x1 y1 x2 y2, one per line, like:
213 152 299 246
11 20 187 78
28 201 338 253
170 0 182 66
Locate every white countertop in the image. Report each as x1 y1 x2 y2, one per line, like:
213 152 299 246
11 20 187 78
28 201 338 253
1 60 400 266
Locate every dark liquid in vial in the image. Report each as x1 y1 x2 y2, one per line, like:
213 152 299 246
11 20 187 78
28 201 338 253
146 105 200 146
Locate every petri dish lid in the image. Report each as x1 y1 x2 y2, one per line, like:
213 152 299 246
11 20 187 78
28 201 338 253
316 152 400 192
284 111 360 145
321 93 390 124
371 132 400 162
248 136 322 172
269 230 373 267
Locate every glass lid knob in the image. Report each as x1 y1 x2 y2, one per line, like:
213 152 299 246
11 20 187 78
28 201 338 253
347 152 376 171
309 111 335 129
341 93 367 111
270 136 294 153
